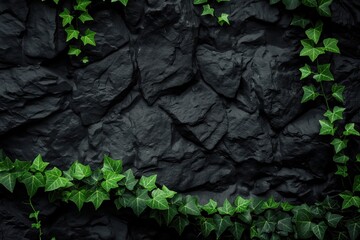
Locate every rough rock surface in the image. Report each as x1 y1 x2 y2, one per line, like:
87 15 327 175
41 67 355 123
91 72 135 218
0 0 360 239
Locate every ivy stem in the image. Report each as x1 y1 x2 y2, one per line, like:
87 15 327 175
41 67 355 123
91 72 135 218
320 81 330 110
29 197 42 240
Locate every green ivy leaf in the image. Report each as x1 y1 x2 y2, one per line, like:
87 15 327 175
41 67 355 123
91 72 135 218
120 0 129 6
305 21 323 44
357 154 360 163
343 123 360 136
262 196 280 210
0 172 17 192
313 64 334 82
317 0 333 17
19 172 45 197
146 192 169 210
202 199 218 214
70 161 92 180
65 26 80 42
81 29 96 46
170 216 189 235
213 214 233 239
323 106 345 123
234 195 251 213
82 169 103 185
346 221 360 240
74 0 91 11
139 175 157 191
323 38 340 53
353 176 360 192
256 214 277 234
45 167 71 192
251 198 265 215
218 13 230 26
294 208 314 239
14 159 31 172
81 56 89 64
299 64 312 80
78 12 93 24
277 216 293 233
238 210 252 224
30 155 49 172
128 189 150 216
302 0 317 7
86 188 110 210
101 170 125 192
332 84 345 103
201 4 214 16
69 189 88 211
291 15 310 28
114 192 132 209
281 202 294 211
123 169 138 190
59 8 73 27
161 204 178 225
161 185 176 199
193 0 208 5
179 195 201 216
68 46 81 57
0 157 14 172
200 218 216 237
330 138 348 154
250 225 259 239
336 165 348 178
312 221 327 240
319 119 336 135
339 192 360 209
333 154 349 164
102 155 123 173
230 222 245 240
301 85 319 103
111 0 129 7
217 199 236 215
282 0 301 10
333 231 350 240
325 212 343 228
300 39 325 62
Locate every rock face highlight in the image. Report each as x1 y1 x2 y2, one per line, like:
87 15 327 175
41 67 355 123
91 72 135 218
0 0 360 239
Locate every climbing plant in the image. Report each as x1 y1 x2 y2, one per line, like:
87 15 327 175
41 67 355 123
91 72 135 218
0 0 359 239
46 0 231 63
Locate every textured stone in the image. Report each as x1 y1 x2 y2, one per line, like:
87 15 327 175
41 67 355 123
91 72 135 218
0 13 25 66
0 66 72 134
136 0 197 104
23 1 57 60
72 47 135 125
160 82 228 150
79 9 130 61
0 0 360 238
222 105 273 163
196 45 243 98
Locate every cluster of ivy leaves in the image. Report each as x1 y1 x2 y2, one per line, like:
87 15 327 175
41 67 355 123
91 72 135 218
270 0 332 15
0 151 359 240
193 0 231 25
47 0 232 63
49 0 129 63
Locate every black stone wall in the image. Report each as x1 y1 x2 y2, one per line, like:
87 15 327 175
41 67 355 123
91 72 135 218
0 0 360 239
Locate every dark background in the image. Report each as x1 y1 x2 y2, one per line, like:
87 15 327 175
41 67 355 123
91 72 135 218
0 0 359 239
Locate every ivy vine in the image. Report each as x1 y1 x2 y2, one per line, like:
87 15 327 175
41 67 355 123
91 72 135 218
1 0 360 239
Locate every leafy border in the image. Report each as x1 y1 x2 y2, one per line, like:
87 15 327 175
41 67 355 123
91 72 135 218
1 0 360 239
